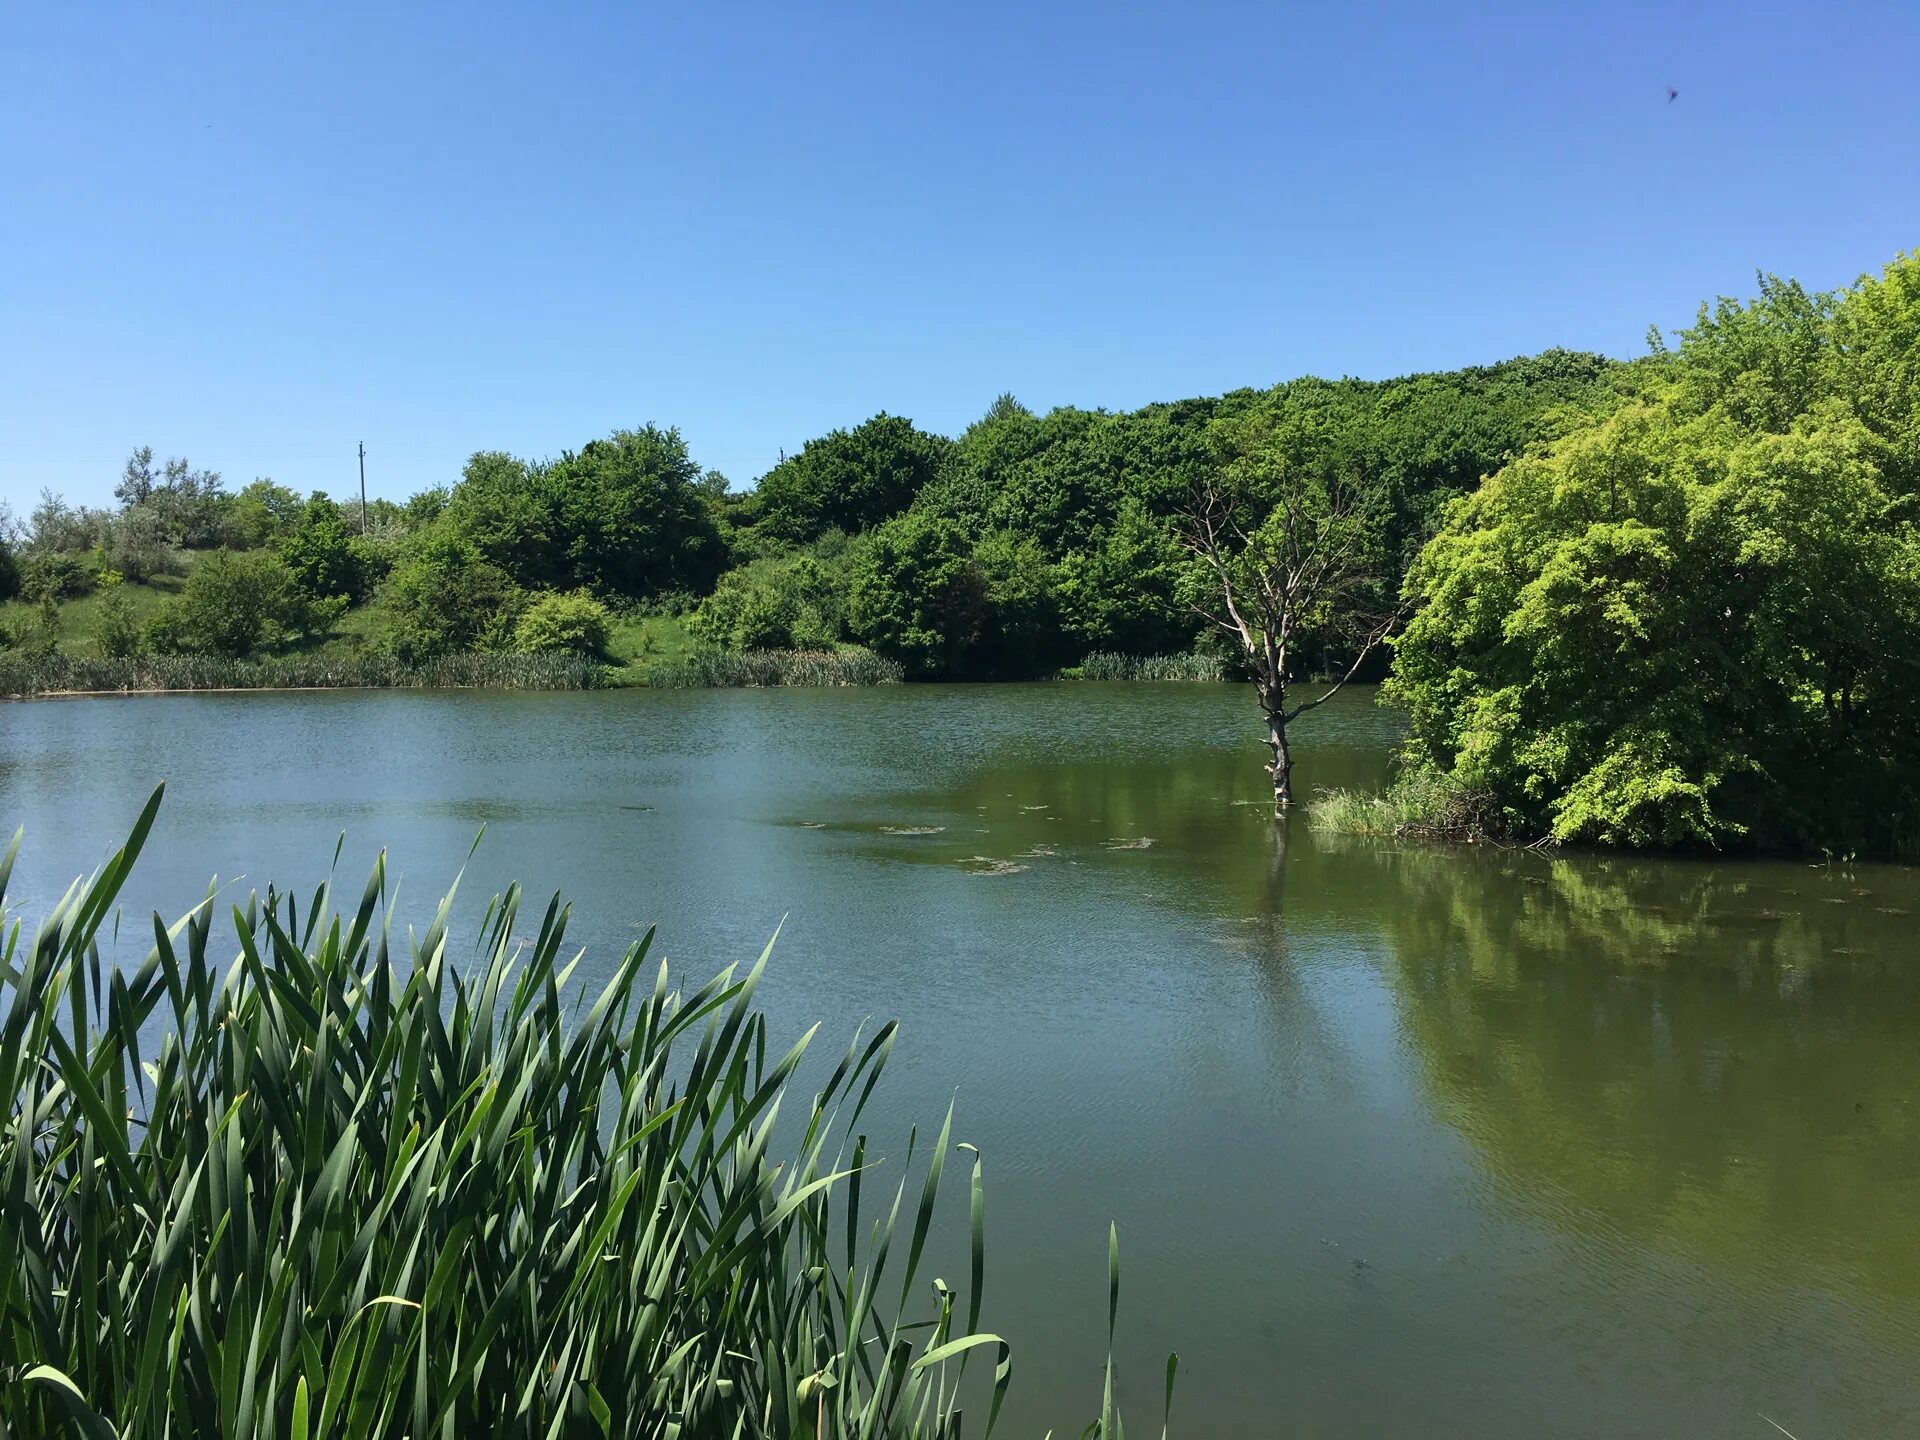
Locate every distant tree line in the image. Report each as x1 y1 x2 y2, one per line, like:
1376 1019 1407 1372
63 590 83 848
0 354 1628 676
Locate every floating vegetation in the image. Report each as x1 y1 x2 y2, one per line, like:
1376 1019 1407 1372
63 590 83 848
960 856 1028 877
0 651 607 697
1072 651 1226 682
880 825 946 836
646 647 904 688
1018 844 1060 858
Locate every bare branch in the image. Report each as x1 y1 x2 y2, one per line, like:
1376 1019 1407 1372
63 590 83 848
1282 601 1408 723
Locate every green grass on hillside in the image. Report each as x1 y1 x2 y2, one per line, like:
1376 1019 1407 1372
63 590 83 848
0 576 183 658
606 612 697 683
5 593 864 691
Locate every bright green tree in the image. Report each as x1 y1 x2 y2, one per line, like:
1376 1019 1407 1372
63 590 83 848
228 478 305 548
443 451 560 585
513 590 612 656
1054 499 1190 657
690 555 843 651
1390 256 1920 852
971 529 1061 675
0 502 18 602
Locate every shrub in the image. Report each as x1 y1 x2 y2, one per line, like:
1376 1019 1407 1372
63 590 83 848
19 548 93 603
1 605 60 659
160 549 336 657
690 556 845 652
108 501 176 582
373 532 520 662
1307 765 1506 843
276 493 370 601
514 589 613 656
92 580 144 658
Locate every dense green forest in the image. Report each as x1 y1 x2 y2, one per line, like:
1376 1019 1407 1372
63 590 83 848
0 351 1630 681
5 250 1916 855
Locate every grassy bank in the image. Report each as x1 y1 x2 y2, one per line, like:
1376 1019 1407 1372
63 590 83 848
0 788 1164 1436
0 650 608 697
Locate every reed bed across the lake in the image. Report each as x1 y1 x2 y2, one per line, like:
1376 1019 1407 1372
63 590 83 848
1071 652 1226 683
645 648 905 689
0 651 607 697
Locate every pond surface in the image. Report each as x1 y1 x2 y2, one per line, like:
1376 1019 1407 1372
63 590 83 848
4 683 1919 1438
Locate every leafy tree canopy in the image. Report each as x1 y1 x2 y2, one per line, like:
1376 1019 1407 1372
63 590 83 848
753 413 950 542
155 550 337 658
375 533 520 663
846 513 986 676
1390 254 1920 853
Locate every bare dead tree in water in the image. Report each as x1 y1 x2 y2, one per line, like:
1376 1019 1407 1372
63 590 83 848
1183 470 1405 815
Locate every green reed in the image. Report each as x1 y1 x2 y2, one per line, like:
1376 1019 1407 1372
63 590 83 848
1307 767 1505 844
646 649 905 689
0 652 607 697
1070 653 1224 683
0 788 1165 1438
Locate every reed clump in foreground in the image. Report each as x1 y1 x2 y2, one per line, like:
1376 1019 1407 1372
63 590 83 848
647 647 905 688
1069 653 1225 683
0 787 1166 1438
0 651 608 697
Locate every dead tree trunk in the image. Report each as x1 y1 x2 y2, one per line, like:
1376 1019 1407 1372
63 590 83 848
1183 471 1403 819
1261 686 1293 809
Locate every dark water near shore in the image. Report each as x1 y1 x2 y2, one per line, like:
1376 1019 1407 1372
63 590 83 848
4 683 1919 1438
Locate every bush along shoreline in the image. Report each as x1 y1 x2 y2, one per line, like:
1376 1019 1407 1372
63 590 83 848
0 786 1172 1437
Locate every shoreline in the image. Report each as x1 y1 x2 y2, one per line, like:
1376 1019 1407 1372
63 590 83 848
3 673 1240 701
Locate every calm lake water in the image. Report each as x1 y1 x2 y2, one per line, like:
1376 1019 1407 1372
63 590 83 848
4 683 1918 1438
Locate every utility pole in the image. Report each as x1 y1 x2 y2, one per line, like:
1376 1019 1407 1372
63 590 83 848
358 442 368 534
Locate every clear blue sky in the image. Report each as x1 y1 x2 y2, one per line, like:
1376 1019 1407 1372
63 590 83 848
4 1 1917 512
